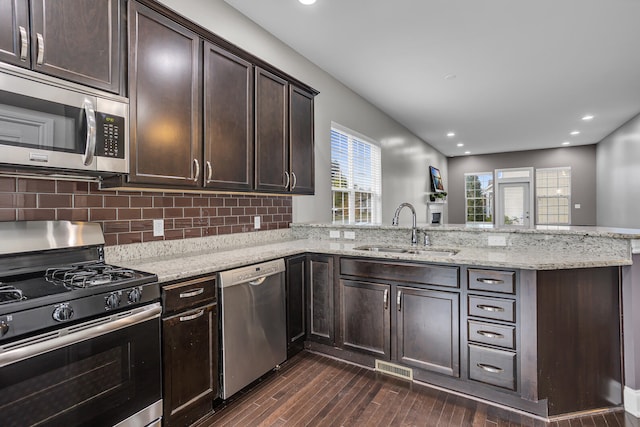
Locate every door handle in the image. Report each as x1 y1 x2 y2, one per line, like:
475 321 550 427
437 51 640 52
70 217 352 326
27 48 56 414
36 32 44 65
193 159 200 182
179 309 204 322
291 172 297 190
179 288 204 299
19 26 28 61
383 289 388 310
206 161 213 182
284 171 290 189
397 290 402 311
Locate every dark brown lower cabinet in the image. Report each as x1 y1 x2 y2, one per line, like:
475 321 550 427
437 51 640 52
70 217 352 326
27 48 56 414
162 277 218 427
306 255 335 345
396 286 459 377
286 255 306 357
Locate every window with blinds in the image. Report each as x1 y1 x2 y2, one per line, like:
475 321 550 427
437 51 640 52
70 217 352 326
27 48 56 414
331 125 381 224
536 167 571 225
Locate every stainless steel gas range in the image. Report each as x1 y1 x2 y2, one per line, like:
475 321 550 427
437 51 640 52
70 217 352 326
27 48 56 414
0 221 162 427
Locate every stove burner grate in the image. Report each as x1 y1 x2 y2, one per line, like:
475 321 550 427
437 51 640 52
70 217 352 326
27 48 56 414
45 263 138 289
0 285 26 305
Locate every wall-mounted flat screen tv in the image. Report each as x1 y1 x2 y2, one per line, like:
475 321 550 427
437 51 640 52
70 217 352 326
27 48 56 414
430 165 445 193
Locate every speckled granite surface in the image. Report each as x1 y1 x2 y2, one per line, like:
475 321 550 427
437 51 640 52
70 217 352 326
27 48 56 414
106 225 634 283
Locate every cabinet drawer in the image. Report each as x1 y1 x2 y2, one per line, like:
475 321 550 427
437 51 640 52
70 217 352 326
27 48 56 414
468 295 515 322
468 320 515 349
468 269 515 294
163 276 216 314
468 344 516 390
340 258 459 288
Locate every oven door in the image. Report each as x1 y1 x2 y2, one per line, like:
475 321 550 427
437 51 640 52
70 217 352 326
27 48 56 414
0 303 162 427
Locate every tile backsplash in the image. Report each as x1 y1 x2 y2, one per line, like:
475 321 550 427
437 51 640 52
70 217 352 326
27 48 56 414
0 176 292 246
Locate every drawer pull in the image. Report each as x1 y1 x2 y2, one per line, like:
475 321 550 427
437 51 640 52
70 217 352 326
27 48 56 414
179 309 204 322
477 330 504 339
383 289 389 310
179 288 205 298
397 290 402 311
477 363 503 374
477 278 504 285
477 304 505 313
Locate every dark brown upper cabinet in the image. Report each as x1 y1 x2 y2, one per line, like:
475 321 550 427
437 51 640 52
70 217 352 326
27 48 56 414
289 85 315 195
255 68 316 194
0 0 122 93
128 1 202 187
255 67 289 193
203 42 253 191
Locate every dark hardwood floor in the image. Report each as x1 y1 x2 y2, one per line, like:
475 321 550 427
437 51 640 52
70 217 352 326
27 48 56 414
197 351 635 427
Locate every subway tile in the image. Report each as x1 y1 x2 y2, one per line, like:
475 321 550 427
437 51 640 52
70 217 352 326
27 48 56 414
74 195 103 208
118 232 143 245
282 198 292 207
142 208 163 219
154 196 174 207
262 199 273 207
164 229 184 240
224 216 238 225
245 207 257 216
232 225 249 233
89 182 102 193
238 198 251 207
217 207 231 216
268 207 278 215
183 207 201 218
174 218 193 229
256 207 268 214
193 197 209 207
209 197 224 207
0 177 16 192
0 209 16 221
164 219 174 229
164 208 184 218
57 181 88 194
184 228 202 238
142 232 164 242
18 209 55 220
39 194 72 208
273 199 283 207
102 221 130 233
118 208 142 220
174 197 193 207
0 193 37 208
193 217 208 227
104 195 130 208
224 198 238 207
57 208 89 221
218 225 232 235
89 208 117 221
250 198 262 207
103 234 118 246
203 227 218 236
209 217 224 226
114 190 142 196
238 216 251 225
130 196 153 208
130 219 152 232
17 178 55 193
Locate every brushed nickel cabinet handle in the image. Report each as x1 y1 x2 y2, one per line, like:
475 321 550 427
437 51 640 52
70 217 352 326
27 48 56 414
179 288 204 298
179 309 204 322
477 330 504 339
383 289 388 310
193 158 200 182
19 26 28 61
397 290 402 311
206 160 213 182
291 171 297 190
477 363 503 374
477 278 504 285
477 304 504 313
284 171 290 189
36 32 44 65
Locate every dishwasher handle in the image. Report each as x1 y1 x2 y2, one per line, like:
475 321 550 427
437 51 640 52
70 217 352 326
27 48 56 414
249 277 267 286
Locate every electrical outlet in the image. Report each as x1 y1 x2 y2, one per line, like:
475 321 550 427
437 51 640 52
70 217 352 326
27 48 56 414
153 219 164 237
254 216 261 229
329 230 341 238
488 235 506 246
344 231 356 240
574 203 581 209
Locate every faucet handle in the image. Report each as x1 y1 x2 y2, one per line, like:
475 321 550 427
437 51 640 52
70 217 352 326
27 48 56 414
423 234 431 246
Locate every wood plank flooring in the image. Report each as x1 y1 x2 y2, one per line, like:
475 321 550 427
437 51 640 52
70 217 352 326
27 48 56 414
196 351 635 427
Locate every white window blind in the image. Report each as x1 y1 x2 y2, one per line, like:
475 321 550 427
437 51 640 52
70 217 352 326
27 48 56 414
331 125 381 224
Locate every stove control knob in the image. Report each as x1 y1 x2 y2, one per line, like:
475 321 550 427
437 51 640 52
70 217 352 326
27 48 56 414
128 288 142 304
105 293 121 310
53 304 74 322
0 320 9 336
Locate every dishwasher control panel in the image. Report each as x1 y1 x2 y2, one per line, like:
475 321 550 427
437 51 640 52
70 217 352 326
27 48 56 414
219 259 285 288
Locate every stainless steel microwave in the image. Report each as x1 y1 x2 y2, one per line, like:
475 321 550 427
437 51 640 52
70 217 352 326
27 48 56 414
0 64 128 175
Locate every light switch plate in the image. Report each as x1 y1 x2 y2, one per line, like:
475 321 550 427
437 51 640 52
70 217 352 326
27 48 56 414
153 219 164 237
488 235 507 246
344 231 356 240
254 216 261 229
574 204 581 209
329 230 341 238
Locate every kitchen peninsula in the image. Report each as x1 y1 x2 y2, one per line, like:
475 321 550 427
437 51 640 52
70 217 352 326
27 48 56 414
107 223 640 421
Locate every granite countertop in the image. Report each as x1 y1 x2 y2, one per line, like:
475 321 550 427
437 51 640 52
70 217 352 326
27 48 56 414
114 238 632 284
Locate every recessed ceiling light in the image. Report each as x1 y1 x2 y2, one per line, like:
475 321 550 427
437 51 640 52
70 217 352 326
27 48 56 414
447 132 455 137
582 115 594 121
562 141 571 146
457 143 464 147
570 130 580 136
464 151 471 155
299 0 316 4
444 73 457 80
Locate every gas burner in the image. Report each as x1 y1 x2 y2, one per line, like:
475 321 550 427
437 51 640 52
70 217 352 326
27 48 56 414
0 285 25 305
46 263 138 289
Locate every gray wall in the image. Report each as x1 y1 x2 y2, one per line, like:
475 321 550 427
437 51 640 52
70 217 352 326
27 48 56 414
156 0 447 225
447 145 597 225
597 113 640 228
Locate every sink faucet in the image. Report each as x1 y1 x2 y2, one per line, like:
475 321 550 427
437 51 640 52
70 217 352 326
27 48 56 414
392 202 418 246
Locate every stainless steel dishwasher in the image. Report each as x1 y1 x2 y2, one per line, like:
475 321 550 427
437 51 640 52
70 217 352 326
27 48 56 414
218 258 287 399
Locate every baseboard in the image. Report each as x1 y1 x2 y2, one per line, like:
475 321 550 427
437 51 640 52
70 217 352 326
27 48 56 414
625 386 640 417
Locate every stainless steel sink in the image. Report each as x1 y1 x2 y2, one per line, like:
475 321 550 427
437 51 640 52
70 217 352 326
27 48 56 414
354 245 458 257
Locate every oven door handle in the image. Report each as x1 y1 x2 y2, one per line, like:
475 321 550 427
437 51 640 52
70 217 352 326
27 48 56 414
0 303 161 368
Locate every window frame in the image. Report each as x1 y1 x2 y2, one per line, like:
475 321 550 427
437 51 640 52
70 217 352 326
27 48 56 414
535 167 572 225
464 172 494 225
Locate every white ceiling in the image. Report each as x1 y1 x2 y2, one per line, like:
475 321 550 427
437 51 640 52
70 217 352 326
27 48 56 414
224 0 640 157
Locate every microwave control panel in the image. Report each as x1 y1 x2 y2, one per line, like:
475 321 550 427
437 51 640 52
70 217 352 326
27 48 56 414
95 113 125 158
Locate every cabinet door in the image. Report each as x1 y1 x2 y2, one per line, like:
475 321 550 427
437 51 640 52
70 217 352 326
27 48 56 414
341 279 391 359
30 0 121 93
396 286 460 377
286 255 306 357
288 85 314 194
255 67 288 193
128 2 201 187
307 255 334 345
163 303 218 427
203 42 253 191
0 0 29 67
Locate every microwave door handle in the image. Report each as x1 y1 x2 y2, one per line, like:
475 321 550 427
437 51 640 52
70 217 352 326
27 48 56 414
82 99 97 166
